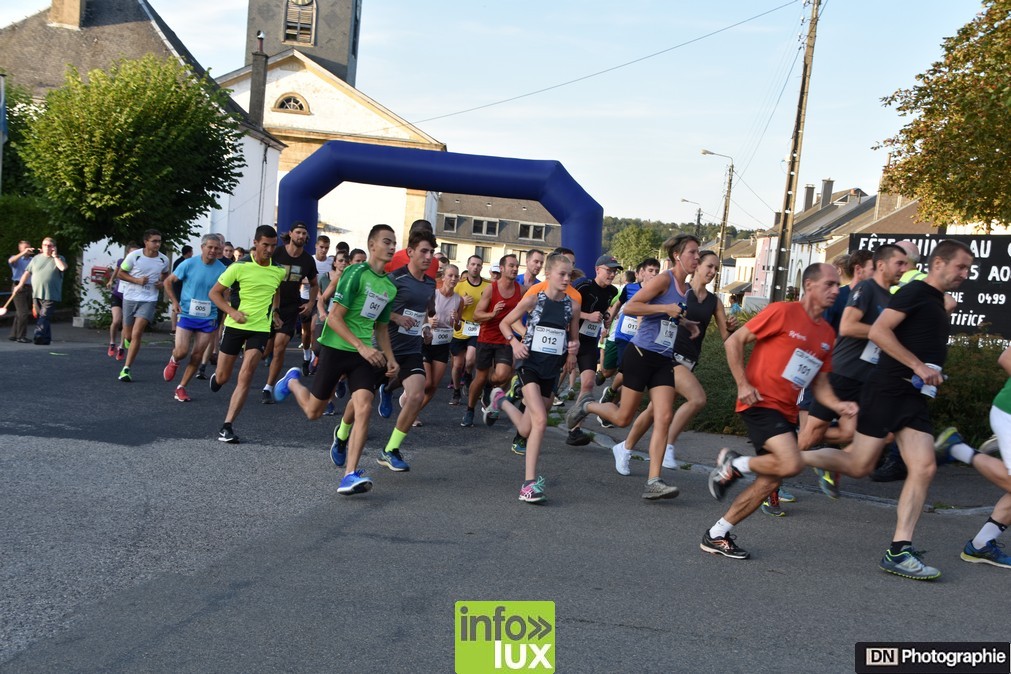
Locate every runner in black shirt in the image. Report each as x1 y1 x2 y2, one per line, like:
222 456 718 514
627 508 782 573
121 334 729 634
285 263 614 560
801 239 974 581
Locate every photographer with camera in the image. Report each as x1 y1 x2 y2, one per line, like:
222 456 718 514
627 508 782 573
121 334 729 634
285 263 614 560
12 238 67 345
7 241 35 343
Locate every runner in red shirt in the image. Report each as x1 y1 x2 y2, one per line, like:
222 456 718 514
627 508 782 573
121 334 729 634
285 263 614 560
701 262 853 560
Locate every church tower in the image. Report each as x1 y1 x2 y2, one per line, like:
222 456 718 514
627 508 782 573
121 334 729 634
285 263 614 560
245 0 362 85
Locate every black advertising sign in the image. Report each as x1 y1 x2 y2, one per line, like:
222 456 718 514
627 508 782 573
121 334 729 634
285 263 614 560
849 233 1010 338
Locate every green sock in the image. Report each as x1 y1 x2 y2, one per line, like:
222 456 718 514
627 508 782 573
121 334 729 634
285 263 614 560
385 428 407 453
336 420 352 442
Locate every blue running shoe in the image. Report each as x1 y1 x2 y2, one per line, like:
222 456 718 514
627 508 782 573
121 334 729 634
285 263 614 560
777 486 797 503
511 433 527 456
337 470 373 495
378 383 393 418
330 427 349 467
814 468 840 500
273 367 301 402
934 426 962 464
960 539 1011 568
377 448 410 472
322 401 336 416
336 378 348 399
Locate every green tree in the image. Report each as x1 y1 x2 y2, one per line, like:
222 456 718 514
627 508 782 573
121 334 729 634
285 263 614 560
20 54 245 251
609 225 663 268
1 78 41 197
878 1 1011 229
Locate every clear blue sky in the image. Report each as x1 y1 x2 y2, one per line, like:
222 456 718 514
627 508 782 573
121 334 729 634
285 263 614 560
1 1 982 230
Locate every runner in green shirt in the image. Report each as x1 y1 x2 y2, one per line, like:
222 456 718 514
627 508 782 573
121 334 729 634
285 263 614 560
207 225 286 444
273 224 399 496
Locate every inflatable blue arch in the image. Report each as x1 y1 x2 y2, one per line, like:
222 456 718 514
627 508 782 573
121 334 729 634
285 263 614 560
276 140 603 272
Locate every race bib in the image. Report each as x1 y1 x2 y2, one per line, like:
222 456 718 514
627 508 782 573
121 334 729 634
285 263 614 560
431 327 452 345
654 319 677 350
398 308 426 336
860 341 881 365
188 298 212 318
530 326 566 355
462 320 480 337
673 353 696 371
781 348 822 388
579 320 602 338
360 288 389 321
619 314 639 336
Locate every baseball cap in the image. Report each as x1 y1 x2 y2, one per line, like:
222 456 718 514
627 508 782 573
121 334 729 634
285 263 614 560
290 221 308 232
490 264 501 273
595 254 622 269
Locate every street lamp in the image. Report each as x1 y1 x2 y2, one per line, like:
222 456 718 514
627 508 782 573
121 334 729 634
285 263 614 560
701 149 734 293
680 198 702 237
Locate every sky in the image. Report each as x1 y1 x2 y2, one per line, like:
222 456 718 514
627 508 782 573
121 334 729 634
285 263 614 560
0 0 983 231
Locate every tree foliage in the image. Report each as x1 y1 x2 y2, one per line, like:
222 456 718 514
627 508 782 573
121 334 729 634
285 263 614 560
20 54 246 251
608 225 663 268
601 215 741 253
878 1 1011 229
1 79 41 197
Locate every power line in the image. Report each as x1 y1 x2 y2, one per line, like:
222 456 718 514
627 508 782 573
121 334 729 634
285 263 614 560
733 170 778 214
375 1 801 132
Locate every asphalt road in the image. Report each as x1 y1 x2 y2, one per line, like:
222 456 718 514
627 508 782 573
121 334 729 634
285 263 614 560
1 325 1007 673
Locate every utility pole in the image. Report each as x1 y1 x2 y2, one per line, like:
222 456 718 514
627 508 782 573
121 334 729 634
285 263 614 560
770 0 819 302
701 150 734 292
694 207 702 237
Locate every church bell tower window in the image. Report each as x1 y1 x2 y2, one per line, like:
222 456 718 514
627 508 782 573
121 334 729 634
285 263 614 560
284 0 315 45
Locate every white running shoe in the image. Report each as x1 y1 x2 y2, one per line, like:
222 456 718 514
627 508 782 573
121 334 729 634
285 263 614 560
612 442 631 476
662 444 677 469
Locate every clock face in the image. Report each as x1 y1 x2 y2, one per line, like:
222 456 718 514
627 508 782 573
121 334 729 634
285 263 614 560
290 0 313 5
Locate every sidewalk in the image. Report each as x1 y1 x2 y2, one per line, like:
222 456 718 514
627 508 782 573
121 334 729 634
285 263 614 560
8 320 1004 514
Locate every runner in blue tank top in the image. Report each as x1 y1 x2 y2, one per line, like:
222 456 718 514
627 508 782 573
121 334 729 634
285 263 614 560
566 233 702 501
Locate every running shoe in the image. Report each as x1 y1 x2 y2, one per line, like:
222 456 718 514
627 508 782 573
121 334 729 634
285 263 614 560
461 409 474 427
700 531 750 559
301 358 311 377
260 389 273 404
642 479 679 500
107 343 115 358
377 448 410 472
552 396 565 408
118 367 132 382
484 387 505 426
979 434 1000 457
662 445 677 469
612 442 631 476
566 428 592 446
565 393 594 430
335 378 348 399
960 539 1011 568
933 426 962 464
594 370 606 387
599 386 617 405
449 389 462 406
761 488 785 517
707 448 741 500
378 383 393 418
210 373 223 393
195 364 207 380
174 386 191 403
116 346 126 361
879 546 941 580
871 451 907 482
814 468 840 499
163 358 178 382
598 416 615 429
511 433 527 456
507 375 523 404
777 486 797 503
323 401 336 416
330 427 348 467
337 470 373 495
556 380 572 400
217 426 239 443
273 367 301 403
518 476 547 504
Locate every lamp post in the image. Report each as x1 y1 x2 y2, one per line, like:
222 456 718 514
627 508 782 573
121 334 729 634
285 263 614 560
701 149 734 293
680 198 702 237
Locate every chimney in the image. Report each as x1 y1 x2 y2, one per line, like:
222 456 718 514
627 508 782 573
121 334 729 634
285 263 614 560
803 184 815 212
50 0 85 28
820 178 835 210
248 31 268 130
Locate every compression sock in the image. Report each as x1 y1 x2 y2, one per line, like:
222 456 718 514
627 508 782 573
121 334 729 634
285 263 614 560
336 420 353 442
385 428 408 453
972 518 1007 550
